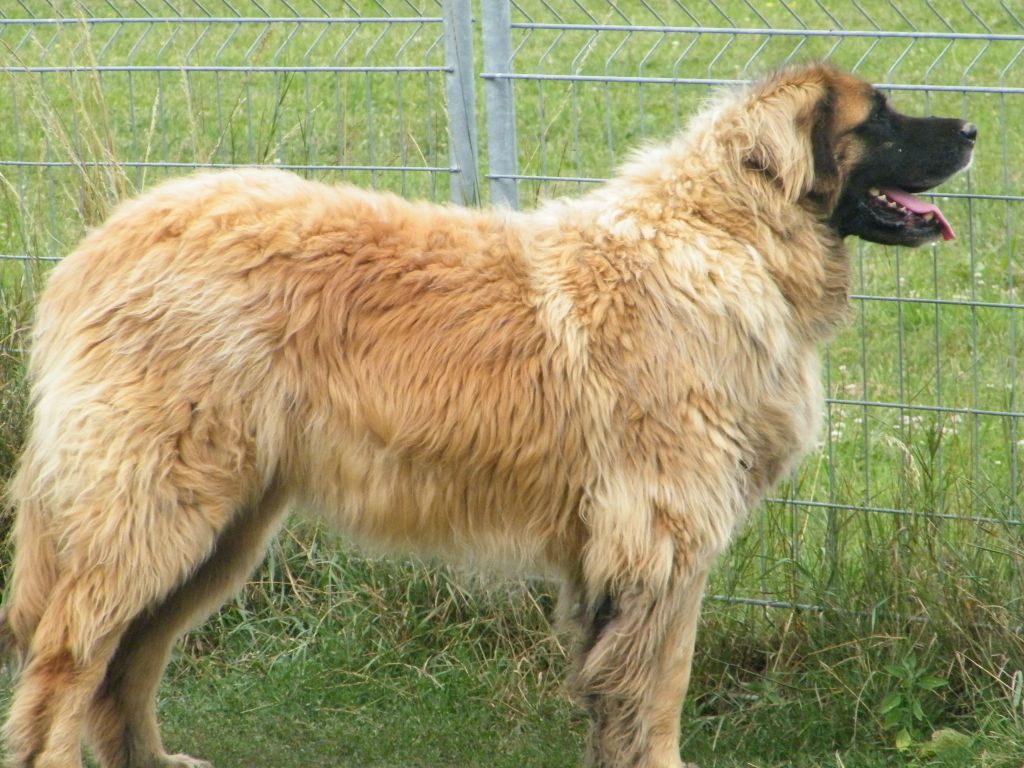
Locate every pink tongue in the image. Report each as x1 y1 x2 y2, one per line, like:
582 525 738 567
882 188 956 240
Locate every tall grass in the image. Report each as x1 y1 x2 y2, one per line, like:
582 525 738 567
1 2 1022 765
0 277 31 495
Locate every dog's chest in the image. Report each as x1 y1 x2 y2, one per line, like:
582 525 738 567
734 346 824 504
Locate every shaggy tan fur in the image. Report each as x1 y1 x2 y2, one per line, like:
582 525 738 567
3 64 920 768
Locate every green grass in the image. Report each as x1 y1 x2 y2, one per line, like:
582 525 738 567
133 536 1024 767
1 1 1023 766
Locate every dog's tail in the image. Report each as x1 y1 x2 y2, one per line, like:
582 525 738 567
2 461 60 664
1 512 57 664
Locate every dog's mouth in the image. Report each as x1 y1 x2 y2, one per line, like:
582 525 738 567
864 187 955 241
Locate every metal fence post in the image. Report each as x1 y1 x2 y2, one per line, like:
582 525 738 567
481 0 519 209
443 0 480 206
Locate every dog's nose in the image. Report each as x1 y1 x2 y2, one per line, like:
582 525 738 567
960 122 978 142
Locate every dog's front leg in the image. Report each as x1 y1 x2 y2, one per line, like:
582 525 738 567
570 564 710 768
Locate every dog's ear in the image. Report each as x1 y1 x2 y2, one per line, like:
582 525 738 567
739 69 835 204
740 102 797 191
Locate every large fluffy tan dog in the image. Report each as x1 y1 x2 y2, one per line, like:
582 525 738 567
4 63 975 768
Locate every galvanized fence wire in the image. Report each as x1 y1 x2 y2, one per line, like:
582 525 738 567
1 1 1022 617
0 1 463 258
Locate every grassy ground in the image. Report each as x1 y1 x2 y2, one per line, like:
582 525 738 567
1 1 1023 766
101 537 1024 767
0 524 1000 768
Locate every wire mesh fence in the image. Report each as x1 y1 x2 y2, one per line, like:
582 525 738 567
0 1 460 262
480 1 1023 615
1 1 1022 620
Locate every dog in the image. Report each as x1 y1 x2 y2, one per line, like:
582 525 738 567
2 63 974 768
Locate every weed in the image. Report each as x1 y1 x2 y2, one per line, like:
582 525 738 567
878 650 949 750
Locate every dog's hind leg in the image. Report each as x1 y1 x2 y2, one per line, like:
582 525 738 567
3 480 263 768
85 486 289 768
570 560 711 768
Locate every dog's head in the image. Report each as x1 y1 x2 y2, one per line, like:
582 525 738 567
738 64 975 247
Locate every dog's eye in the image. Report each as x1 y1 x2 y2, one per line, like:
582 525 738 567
870 99 889 122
